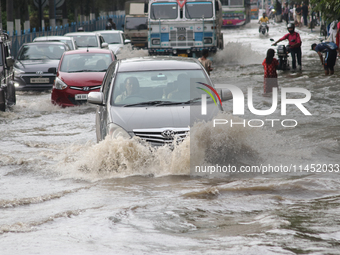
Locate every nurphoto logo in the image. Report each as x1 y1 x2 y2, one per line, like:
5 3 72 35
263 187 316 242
199 84 312 128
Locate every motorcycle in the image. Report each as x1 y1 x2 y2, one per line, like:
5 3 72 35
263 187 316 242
270 38 290 70
259 22 268 35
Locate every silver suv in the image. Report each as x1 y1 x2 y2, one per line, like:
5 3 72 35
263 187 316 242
0 31 15 111
88 56 229 145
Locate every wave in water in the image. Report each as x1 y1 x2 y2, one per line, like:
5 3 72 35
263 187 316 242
53 112 313 180
213 42 263 66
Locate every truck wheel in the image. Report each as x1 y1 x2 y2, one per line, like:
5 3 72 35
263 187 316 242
219 36 224 50
0 89 6 111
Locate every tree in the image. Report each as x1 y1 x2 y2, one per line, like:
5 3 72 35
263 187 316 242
310 0 340 22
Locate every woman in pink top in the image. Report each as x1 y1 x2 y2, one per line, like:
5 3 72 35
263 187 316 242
262 48 279 94
336 20 340 56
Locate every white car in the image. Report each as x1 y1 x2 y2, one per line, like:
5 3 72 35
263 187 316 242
96 30 131 54
33 36 78 50
64 32 108 50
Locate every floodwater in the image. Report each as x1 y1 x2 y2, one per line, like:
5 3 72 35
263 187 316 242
1 21 340 254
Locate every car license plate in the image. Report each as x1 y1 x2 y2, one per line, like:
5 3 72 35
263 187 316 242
178 54 188 57
134 43 145 47
75 94 88 100
227 21 233 24
30 78 50 83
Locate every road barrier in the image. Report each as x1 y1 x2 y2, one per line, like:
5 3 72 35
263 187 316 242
8 15 125 58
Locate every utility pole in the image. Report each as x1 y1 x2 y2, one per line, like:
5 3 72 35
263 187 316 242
49 0 56 30
39 0 43 30
6 0 14 35
0 1 2 30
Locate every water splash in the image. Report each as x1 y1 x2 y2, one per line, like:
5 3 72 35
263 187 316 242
213 42 263 66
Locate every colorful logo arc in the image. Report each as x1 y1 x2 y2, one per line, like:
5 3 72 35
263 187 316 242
197 82 222 106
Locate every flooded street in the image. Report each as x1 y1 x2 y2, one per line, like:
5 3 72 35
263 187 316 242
1 21 340 254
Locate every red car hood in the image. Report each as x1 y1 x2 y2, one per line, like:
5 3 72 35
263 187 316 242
59 72 105 86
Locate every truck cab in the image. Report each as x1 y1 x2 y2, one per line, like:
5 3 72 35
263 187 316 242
148 0 223 57
124 1 149 48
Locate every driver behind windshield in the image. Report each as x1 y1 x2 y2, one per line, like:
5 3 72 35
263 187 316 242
167 74 190 100
115 77 140 103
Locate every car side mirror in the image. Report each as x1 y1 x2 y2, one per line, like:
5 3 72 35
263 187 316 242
48 67 57 74
124 39 131 44
101 42 109 48
6 57 14 68
88 92 104 105
220 88 232 102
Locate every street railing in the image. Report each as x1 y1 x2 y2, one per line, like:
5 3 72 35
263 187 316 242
8 15 125 58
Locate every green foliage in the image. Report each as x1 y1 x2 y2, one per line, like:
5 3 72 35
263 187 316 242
310 0 340 21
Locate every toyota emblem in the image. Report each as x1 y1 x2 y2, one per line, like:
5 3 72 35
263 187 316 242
161 130 175 138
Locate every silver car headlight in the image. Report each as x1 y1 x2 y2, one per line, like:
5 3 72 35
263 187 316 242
54 77 68 90
14 67 25 76
108 123 131 139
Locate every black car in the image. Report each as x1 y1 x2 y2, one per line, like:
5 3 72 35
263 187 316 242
13 41 70 91
0 31 15 111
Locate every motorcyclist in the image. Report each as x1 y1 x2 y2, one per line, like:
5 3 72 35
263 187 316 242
272 23 302 71
258 13 269 33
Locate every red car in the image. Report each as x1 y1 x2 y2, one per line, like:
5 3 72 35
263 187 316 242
51 49 115 107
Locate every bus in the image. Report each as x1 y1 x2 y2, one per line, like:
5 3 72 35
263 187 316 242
220 0 251 27
148 0 224 57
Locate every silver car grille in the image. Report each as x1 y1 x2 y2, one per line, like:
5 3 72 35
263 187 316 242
133 127 189 145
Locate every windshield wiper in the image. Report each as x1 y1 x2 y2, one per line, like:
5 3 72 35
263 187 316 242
67 70 85 73
123 100 182 107
182 97 202 104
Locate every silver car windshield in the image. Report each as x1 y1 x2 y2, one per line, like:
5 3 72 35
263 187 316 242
101 33 122 44
112 70 215 106
60 53 112 72
17 45 66 60
58 39 73 49
71 35 98 47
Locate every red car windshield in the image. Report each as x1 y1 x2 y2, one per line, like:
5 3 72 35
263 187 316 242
60 53 113 73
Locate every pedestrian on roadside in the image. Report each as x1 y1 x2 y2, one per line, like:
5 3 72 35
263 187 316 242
262 48 279 95
327 20 338 43
106 18 117 30
295 4 302 27
336 19 340 56
311 42 338 75
198 49 213 76
302 2 308 27
283 3 289 25
272 23 302 71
